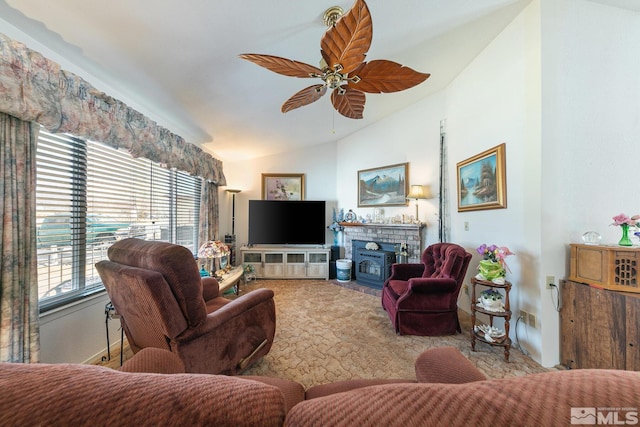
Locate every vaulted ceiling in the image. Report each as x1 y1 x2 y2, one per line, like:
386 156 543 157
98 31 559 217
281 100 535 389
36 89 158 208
0 0 635 161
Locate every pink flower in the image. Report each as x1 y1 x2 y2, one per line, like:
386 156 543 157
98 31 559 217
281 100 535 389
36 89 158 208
612 213 640 227
476 243 515 272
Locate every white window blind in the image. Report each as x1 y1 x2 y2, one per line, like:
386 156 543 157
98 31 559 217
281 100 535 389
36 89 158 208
36 130 201 311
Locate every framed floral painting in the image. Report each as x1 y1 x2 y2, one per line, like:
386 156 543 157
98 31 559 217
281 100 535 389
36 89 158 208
262 173 305 200
456 143 507 212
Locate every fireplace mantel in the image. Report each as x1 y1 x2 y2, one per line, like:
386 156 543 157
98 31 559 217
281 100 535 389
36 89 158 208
340 222 425 263
338 222 424 230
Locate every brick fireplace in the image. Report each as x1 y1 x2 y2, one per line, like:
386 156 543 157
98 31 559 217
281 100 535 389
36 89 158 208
341 223 426 288
341 223 425 263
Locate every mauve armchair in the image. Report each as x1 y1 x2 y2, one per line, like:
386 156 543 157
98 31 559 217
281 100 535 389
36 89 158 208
381 242 472 336
96 238 276 375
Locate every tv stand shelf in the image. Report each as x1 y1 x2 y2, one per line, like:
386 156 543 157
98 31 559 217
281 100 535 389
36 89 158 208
240 246 330 280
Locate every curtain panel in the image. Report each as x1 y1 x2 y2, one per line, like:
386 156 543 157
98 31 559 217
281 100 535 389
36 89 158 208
199 180 220 244
0 112 40 363
0 32 226 186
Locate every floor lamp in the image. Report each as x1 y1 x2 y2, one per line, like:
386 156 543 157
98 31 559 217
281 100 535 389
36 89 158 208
226 189 241 235
406 185 433 224
225 189 241 265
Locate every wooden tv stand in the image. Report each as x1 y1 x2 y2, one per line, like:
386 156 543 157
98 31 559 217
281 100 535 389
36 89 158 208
239 246 330 279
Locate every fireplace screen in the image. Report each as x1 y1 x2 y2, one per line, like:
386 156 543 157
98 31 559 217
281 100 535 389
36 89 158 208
354 249 395 289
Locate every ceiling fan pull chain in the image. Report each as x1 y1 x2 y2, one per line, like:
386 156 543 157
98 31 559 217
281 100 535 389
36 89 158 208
332 109 336 134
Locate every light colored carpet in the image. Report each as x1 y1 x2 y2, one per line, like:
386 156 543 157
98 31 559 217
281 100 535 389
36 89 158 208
237 279 549 388
97 279 550 388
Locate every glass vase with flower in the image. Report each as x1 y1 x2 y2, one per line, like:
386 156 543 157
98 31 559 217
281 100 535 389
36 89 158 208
611 213 640 247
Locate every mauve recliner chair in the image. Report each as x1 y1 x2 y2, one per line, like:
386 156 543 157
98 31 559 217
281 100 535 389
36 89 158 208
96 238 276 375
381 242 472 336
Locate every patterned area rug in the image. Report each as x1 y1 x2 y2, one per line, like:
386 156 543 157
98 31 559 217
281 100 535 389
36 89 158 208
237 279 549 388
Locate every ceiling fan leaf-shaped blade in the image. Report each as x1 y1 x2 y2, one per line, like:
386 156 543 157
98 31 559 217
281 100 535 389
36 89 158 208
331 86 365 119
239 53 323 78
321 0 372 74
348 60 430 93
281 84 328 113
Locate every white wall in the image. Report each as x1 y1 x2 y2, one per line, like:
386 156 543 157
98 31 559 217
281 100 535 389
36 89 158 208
446 1 543 361
221 141 338 247
337 90 447 248
539 0 640 365
40 293 120 363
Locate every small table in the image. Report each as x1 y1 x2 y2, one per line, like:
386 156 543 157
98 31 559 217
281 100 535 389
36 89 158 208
217 266 244 295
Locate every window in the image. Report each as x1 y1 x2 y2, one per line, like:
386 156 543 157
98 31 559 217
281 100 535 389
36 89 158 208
36 130 201 311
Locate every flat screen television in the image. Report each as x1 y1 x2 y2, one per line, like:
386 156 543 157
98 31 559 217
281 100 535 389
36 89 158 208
248 200 326 245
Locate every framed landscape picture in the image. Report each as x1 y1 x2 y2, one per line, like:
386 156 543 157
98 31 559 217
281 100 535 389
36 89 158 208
357 163 409 207
456 143 507 212
262 173 305 200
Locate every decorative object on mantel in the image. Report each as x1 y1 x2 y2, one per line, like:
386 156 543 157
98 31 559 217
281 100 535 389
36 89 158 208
406 184 433 224
328 207 345 246
479 289 505 312
611 213 639 247
475 243 515 284
344 209 357 222
395 243 409 263
365 242 379 251
198 240 230 279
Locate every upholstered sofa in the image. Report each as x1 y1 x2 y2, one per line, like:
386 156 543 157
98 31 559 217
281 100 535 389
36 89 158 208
1 347 638 426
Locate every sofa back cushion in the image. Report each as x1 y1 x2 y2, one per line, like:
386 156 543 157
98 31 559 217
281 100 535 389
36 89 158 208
285 369 640 426
0 362 286 427
107 238 207 326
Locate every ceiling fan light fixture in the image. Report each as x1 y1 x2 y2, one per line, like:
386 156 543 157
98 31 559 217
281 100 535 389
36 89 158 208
239 0 430 119
325 72 343 89
323 6 344 27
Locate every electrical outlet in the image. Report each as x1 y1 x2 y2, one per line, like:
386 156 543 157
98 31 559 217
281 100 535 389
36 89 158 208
546 275 555 289
462 284 469 296
464 221 469 231
519 310 527 323
528 313 537 328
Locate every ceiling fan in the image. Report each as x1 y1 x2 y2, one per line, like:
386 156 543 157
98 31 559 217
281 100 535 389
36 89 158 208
239 0 430 119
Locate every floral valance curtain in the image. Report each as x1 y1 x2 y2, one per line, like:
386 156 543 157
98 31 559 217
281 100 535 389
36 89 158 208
0 32 226 185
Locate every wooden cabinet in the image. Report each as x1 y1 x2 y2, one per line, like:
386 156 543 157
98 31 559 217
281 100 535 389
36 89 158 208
470 277 512 362
561 279 639 370
240 247 330 279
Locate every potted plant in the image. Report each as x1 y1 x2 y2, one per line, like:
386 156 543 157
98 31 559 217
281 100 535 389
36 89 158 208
475 243 515 284
242 263 256 281
480 289 504 311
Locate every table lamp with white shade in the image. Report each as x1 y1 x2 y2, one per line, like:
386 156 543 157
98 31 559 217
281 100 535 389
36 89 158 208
406 184 433 224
